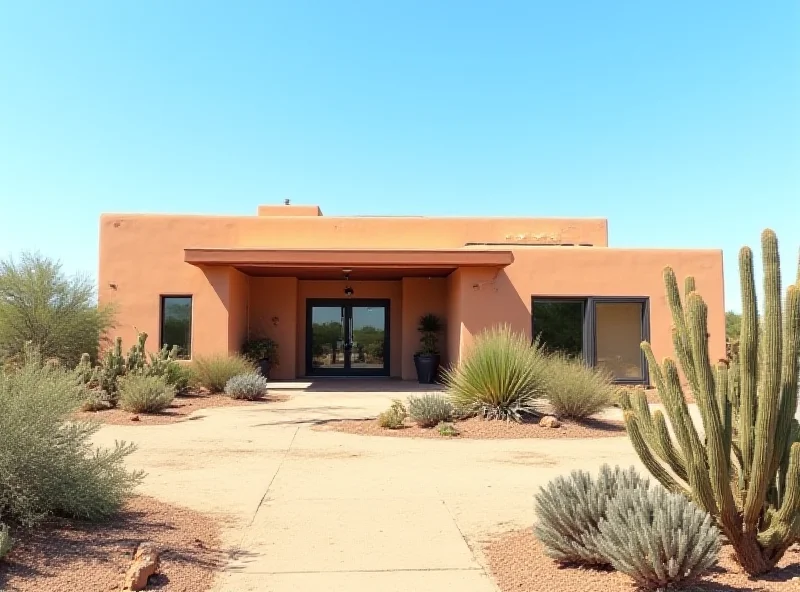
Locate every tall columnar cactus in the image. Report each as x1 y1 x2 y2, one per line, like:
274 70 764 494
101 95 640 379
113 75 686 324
620 229 800 575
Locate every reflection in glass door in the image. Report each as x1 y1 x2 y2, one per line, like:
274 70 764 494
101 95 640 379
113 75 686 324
350 305 386 371
308 306 346 371
306 299 389 376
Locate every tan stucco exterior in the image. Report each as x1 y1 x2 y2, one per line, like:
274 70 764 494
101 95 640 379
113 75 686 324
98 203 725 382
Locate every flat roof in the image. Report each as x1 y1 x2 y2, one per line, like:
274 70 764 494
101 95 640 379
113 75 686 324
184 248 514 280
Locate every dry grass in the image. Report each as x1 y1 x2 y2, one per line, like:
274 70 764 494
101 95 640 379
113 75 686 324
314 415 626 439
484 528 800 592
74 389 290 425
0 495 225 592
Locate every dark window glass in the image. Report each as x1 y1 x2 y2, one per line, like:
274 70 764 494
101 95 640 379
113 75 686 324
161 296 192 359
532 300 585 357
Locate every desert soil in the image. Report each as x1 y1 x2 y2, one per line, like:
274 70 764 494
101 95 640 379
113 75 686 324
485 529 800 592
74 390 290 425
0 496 225 592
314 415 627 439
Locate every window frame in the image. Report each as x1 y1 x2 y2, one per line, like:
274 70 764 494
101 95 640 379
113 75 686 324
159 294 193 360
531 295 650 385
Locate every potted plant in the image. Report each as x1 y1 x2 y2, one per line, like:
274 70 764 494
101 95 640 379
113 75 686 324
242 337 279 378
413 313 443 384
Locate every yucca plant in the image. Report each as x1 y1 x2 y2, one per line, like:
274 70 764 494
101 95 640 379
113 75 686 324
444 325 548 421
620 230 800 575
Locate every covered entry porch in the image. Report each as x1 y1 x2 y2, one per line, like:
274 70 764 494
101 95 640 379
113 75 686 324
184 247 514 380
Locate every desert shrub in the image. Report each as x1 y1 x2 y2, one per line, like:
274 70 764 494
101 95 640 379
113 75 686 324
0 346 142 526
534 465 649 566
407 393 453 427
118 374 175 413
437 422 459 437
190 354 254 392
378 399 407 428
444 325 548 421
224 373 268 400
0 523 11 560
543 353 618 419
594 485 720 589
0 252 115 366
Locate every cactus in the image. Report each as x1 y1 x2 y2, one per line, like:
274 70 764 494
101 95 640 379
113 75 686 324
620 230 800 575
125 331 148 373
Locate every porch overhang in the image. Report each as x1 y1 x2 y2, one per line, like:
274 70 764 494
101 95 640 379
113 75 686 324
184 248 514 280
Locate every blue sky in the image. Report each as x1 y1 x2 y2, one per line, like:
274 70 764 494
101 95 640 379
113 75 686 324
1 1 798 311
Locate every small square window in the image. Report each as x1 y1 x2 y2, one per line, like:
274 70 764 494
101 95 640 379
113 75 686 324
160 296 192 359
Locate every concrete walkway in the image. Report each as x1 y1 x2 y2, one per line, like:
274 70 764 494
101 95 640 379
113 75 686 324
92 382 643 592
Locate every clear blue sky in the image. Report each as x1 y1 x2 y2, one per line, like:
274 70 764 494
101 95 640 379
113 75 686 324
1 1 798 311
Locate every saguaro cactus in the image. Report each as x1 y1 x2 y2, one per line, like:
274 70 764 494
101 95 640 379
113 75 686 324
621 229 800 575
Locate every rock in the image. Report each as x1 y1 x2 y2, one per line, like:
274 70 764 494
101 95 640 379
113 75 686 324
130 415 140 422
122 542 160 591
539 415 561 428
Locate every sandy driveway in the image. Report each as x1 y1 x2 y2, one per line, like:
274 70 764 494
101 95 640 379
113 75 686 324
92 382 643 592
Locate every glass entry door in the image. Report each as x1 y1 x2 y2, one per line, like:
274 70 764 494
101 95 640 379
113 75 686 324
306 299 389 376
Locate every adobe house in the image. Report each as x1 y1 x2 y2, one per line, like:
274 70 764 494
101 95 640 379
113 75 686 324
98 203 725 383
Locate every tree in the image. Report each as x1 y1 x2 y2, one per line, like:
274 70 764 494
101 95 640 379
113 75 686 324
0 252 114 366
726 310 742 341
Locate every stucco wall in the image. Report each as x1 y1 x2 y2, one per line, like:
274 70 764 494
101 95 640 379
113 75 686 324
228 268 249 353
295 280 403 378
447 248 726 377
248 277 298 380
400 278 448 380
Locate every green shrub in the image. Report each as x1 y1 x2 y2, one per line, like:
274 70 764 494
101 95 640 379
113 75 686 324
0 523 11 560
594 484 720 589
118 374 175 413
0 346 142 526
0 252 115 366
190 354 254 392
444 325 548 421
437 422 459 437
225 373 268 400
378 399 407 429
543 353 618 419
534 465 649 566
407 393 453 427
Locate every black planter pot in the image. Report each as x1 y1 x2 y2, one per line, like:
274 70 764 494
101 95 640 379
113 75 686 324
257 358 271 378
414 354 440 384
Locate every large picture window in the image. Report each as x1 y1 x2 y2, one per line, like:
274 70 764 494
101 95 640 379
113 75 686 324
160 296 192 359
532 296 650 384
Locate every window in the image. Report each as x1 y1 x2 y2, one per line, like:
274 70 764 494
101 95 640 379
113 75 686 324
593 300 647 381
532 299 585 356
531 296 650 384
160 296 192 359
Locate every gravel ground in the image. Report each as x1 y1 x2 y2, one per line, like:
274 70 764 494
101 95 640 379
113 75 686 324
0 496 225 592
74 390 290 425
315 415 627 439
484 529 800 592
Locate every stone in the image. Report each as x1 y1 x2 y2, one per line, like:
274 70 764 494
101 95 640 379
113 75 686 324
539 415 561 428
122 542 160 591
